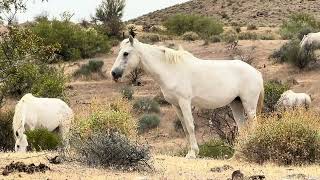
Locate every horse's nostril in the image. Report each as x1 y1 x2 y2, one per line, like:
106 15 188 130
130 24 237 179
111 71 116 77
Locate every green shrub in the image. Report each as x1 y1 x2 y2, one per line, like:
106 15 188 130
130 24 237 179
0 110 15 151
30 19 110 61
138 33 161 44
120 86 134 100
0 27 67 102
164 14 223 38
259 33 275 40
31 66 68 100
74 60 104 77
264 81 289 112
77 103 137 137
238 110 320 165
271 39 316 68
179 139 234 159
247 24 258 30
222 31 238 43
297 27 315 40
138 114 160 133
133 98 160 113
210 35 222 43
280 13 320 39
182 31 199 41
25 128 62 151
5 63 67 101
238 32 258 40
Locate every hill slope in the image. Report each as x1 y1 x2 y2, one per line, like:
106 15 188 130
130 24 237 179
130 0 320 26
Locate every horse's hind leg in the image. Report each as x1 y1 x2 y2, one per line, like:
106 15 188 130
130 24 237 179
229 100 245 128
178 99 199 159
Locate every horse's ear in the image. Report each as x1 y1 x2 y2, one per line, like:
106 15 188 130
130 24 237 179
129 35 134 45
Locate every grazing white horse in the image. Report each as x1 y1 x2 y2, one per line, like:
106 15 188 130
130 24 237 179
275 90 312 110
300 32 320 49
13 93 73 152
111 36 264 158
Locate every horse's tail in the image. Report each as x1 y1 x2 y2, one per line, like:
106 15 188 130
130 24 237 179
257 87 265 115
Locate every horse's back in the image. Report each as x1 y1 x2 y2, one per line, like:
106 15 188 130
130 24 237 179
15 94 73 130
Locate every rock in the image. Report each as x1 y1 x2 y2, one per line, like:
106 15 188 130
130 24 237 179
49 156 63 164
249 175 266 180
210 165 234 173
232 170 244 180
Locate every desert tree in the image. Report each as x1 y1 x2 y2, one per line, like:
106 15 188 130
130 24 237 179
93 0 125 37
0 0 47 25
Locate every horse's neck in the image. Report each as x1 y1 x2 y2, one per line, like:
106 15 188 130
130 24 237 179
137 43 173 86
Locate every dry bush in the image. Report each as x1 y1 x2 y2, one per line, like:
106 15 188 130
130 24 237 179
127 67 144 86
182 31 200 41
227 43 256 65
237 109 320 165
71 131 151 170
138 33 161 44
195 106 237 146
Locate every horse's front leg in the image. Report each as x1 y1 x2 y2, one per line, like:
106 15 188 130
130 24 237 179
178 99 199 159
172 105 189 144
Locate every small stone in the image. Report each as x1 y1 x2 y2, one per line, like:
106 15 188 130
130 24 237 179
249 175 265 180
210 167 223 173
232 170 244 180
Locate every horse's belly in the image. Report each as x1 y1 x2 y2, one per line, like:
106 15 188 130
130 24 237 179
192 96 233 109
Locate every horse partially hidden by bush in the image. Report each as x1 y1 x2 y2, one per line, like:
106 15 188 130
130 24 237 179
275 90 312 110
300 32 320 49
13 93 73 152
110 36 264 159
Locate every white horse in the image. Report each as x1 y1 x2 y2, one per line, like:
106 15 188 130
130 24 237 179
111 36 264 158
300 32 320 49
275 90 312 110
13 93 73 152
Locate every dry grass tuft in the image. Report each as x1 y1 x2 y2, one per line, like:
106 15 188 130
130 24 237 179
237 109 320 165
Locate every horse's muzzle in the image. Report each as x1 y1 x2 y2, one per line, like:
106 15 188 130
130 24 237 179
111 68 123 82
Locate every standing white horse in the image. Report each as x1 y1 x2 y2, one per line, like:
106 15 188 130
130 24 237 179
111 36 264 158
13 93 73 152
275 90 312 110
300 32 320 49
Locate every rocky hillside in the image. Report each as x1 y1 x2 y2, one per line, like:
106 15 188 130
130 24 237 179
130 0 320 26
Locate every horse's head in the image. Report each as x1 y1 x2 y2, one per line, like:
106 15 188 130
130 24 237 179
14 127 28 152
111 36 141 81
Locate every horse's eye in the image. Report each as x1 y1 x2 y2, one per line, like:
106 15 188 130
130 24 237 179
123 52 129 57
17 145 20 148
16 131 19 137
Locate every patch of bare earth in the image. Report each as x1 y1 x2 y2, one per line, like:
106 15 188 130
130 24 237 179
0 153 320 179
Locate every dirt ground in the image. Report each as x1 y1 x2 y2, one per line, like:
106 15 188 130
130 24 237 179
1 152 320 180
1 39 320 179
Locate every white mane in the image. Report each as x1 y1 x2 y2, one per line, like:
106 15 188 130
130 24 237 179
158 46 194 64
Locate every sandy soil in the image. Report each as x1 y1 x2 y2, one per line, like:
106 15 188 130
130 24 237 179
0 152 320 180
